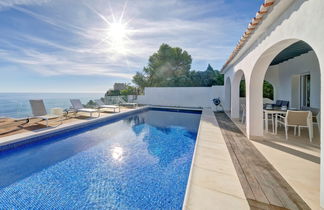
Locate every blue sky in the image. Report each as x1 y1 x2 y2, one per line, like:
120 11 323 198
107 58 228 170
0 0 263 93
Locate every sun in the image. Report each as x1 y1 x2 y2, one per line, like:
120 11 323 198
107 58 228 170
106 21 130 55
109 22 127 41
88 3 131 55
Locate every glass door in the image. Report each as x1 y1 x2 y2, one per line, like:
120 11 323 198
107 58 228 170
300 74 311 108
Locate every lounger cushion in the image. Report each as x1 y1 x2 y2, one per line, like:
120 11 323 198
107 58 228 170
281 100 289 107
99 105 119 108
77 108 98 113
36 114 61 119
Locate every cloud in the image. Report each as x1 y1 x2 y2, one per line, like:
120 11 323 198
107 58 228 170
0 0 50 10
0 0 250 81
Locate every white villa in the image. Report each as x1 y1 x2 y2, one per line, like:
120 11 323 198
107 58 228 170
221 0 324 208
1 0 324 209
138 0 324 209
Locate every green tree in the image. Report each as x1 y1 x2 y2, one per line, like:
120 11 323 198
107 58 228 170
84 100 96 108
133 72 148 91
105 90 120 96
120 85 138 96
132 44 192 89
189 64 224 87
263 81 274 100
239 80 274 100
132 44 224 89
240 80 246 97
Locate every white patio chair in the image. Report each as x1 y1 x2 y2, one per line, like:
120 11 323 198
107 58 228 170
29 100 63 127
276 110 313 142
95 99 120 113
302 107 320 137
313 111 320 136
70 99 100 117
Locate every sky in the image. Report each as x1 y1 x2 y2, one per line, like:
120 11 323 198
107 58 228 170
0 0 263 93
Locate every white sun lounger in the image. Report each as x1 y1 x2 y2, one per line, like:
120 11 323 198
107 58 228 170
70 99 100 117
29 100 63 127
119 98 138 108
95 100 120 113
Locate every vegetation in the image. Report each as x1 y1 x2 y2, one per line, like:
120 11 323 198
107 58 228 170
105 89 121 96
239 80 274 100
84 100 97 108
189 64 224 86
105 43 273 100
105 83 138 96
240 80 246 97
132 44 224 90
120 85 138 96
263 81 274 100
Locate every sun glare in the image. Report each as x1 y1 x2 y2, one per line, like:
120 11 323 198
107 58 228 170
109 22 127 40
89 3 131 55
111 146 124 161
106 21 129 54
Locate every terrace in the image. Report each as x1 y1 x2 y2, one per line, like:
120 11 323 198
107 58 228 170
0 107 136 138
0 0 323 209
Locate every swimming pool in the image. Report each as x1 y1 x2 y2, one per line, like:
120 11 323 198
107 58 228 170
0 108 201 209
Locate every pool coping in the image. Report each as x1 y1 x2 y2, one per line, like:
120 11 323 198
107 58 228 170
182 108 250 210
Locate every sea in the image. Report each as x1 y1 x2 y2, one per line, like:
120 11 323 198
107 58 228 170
0 92 104 119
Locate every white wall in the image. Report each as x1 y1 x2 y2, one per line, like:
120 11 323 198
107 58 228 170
221 1 324 206
265 51 321 108
137 86 224 109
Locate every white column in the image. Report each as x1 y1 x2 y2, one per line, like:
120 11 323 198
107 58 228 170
224 78 231 112
231 79 240 119
320 61 324 210
246 77 264 138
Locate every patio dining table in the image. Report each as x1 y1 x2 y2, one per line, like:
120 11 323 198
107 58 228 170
264 107 318 134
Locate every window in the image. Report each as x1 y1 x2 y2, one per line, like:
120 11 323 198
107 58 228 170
300 74 311 107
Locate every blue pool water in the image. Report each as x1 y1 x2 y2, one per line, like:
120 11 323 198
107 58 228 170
0 108 201 209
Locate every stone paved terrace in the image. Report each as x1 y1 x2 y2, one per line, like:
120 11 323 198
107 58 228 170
183 108 249 209
0 107 136 138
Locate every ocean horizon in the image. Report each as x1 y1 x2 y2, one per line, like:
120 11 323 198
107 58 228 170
0 92 105 119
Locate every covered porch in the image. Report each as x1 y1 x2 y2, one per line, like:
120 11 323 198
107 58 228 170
225 39 321 209
220 1 324 208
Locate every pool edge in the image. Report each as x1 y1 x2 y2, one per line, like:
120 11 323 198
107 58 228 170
0 106 202 152
0 107 149 150
182 108 250 210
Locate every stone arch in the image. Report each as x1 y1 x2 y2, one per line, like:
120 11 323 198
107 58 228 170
246 39 321 138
